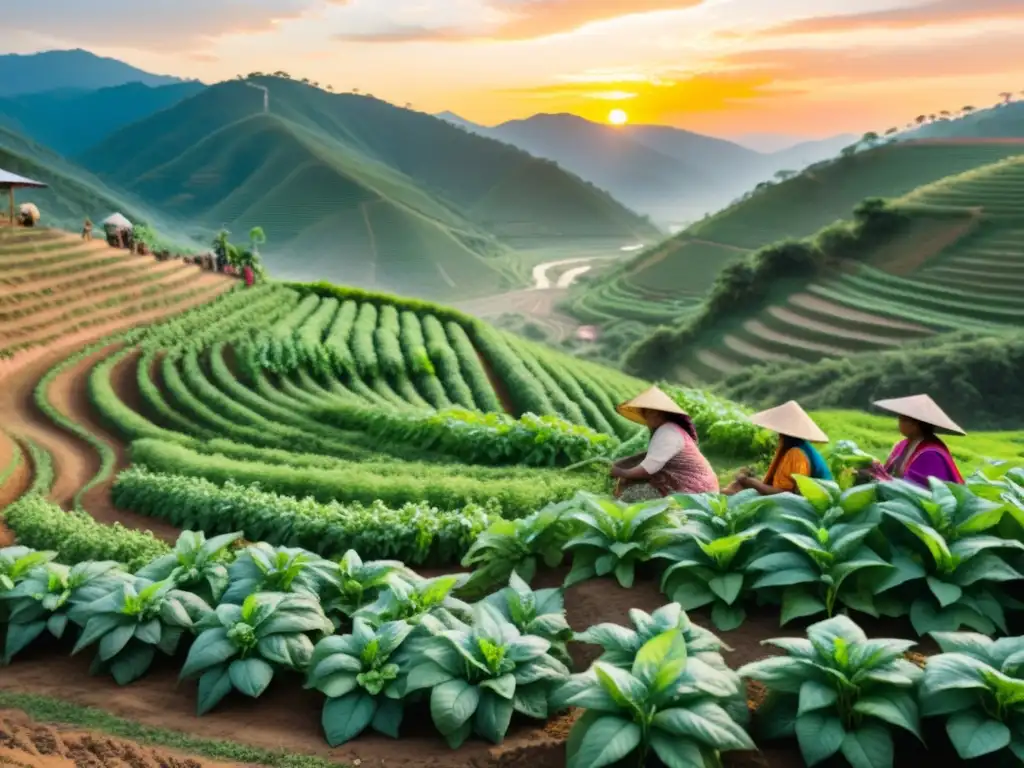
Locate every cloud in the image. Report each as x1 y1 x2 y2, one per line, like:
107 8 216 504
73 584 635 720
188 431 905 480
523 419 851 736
3 0 318 50
764 0 1024 35
330 0 704 42
716 30 1024 81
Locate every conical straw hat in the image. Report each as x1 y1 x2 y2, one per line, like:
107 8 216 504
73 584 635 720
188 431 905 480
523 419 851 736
616 386 688 426
748 400 828 443
872 394 965 435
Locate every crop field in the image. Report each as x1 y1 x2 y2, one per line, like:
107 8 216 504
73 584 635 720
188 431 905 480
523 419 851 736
666 154 1024 383
570 141 1024 332
4 225 1024 768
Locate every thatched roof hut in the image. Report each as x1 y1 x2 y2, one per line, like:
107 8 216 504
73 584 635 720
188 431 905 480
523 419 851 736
0 168 46 226
102 212 133 230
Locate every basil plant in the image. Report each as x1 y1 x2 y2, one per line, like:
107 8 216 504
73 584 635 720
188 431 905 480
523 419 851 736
136 530 242 605
481 572 572 666
354 573 471 632
306 618 414 745
221 543 338 604
563 494 677 589
555 628 755 768
876 479 1023 635
921 632 1024 762
460 502 572 597
69 577 211 684
656 490 771 631
180 592 334 714
320 549 418 627
1 545 58 645
403 602 570 748
0 560 128 664
739 615 922 768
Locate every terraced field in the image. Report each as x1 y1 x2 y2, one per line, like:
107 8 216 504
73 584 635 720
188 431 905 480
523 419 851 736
5 221 1024 768
666 153 1024 382
571 141 1024 334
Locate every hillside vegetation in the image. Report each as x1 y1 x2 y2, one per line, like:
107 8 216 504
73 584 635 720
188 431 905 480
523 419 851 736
80 77 658 300
571 141 1024 336
624 153 1024 383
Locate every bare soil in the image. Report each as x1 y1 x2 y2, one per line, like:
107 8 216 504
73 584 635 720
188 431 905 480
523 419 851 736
0 710 242 768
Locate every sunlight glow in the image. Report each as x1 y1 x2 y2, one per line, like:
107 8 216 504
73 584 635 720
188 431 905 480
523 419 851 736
608 108 629 125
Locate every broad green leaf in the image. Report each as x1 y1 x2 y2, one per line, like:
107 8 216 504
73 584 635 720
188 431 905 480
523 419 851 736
651 702 754 751
228 657 274 698
196 665 233 715
796 712 844 766
798 680 838 715
780 587 826 626
322 691 376 746
431 679 480 736
566 715 641 768
710 602 745 631
853 692 921 739
632 629 686 691
926 577 962 608
649 733 705 768
474 691 514 744
840 724 894 768
946 711 1011 759
708 573 744 605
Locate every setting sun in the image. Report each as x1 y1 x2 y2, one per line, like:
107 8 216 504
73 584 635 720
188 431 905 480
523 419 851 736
608 108 629 125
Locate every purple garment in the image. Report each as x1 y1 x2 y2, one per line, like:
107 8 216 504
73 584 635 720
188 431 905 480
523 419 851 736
884 440 962 488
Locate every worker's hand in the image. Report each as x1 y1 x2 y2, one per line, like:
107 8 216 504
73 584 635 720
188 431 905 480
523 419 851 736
610 465 626 479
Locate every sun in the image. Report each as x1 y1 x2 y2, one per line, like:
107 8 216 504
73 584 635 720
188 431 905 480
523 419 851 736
608 108 629 126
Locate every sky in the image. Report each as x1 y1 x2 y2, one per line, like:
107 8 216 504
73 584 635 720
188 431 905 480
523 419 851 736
3 0 1023 139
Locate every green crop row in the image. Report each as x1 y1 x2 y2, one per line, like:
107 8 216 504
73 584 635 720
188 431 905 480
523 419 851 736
129 438 595 519
317 401 617 468
420 315 475 409
399 311 451 409
443 320 502 412
111 468 495 566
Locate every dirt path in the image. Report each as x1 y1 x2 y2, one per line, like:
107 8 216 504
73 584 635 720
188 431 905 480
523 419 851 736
0 282 230 538
0 431 31 546
0 709 245 768
787 293 928 332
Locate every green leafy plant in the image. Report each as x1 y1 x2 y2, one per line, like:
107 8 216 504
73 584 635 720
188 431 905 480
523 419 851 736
876 479 1023 634
306 618 414 745
0 546 56 593
921 631 1024 762
221 543 337 604
752 481 889 625
554 627 755 768
320 550 418 627
827 441 878 490
403 602 570 747
563 494 678 588
739 615 922 768
482 572 572 666
0 560 128 664
136 530 242 605
180 592 333 714
68 578 210 684
460 502 573 596
354 573 471 631
656 490 771 630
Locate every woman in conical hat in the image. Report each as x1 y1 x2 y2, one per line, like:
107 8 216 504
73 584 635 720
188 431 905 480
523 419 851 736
867 395 964 487
725 400 832 496
611 386 719 502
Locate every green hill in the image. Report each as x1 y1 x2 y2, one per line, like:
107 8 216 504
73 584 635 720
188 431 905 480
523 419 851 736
904 102 1024 140
0 81 206 156
80 77 658 299
624 155 1024 382
0 125 180 233
570 141 1024 334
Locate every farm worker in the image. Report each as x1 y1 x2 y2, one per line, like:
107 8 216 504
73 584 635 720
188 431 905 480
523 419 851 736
864 394 964 486
610 386 720 502
243 264 254 286
82 218 93 240
725 400 831 496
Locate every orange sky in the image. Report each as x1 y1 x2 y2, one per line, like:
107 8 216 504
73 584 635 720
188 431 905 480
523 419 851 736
4 0 1024 138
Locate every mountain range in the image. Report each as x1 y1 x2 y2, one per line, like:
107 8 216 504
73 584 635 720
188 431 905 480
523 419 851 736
0 49 183 97
437 112 855 228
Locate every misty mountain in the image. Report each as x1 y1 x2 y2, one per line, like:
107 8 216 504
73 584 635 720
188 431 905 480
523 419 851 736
0 49 183 97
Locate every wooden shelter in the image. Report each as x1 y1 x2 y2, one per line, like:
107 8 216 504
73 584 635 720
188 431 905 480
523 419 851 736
0 168 47 226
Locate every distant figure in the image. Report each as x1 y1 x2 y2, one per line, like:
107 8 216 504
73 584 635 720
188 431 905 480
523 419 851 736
17 203 40 227
725 401 832 496
82 218 93 241
610 386 719 501
863 395 965 486
243 265 254 286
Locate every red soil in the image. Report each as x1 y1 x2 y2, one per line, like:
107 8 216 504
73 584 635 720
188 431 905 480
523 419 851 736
0 567 941 767
0 709 242 768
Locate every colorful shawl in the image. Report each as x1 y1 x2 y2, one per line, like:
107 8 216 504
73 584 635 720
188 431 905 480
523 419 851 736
884 436 964 487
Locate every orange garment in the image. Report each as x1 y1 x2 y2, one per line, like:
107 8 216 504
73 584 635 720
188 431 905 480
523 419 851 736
763 447 811 491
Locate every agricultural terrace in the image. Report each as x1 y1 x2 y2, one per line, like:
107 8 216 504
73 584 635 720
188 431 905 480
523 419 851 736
571 141 1024 334
3 225 1024 767
649 153 1024 383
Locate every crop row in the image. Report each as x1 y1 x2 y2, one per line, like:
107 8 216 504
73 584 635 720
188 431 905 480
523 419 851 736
316 401 617 467
3 509 1021 765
